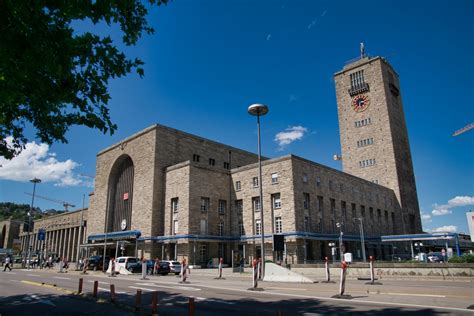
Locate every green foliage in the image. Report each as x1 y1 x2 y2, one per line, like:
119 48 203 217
0 202 63 222
0 0 168 159
448 254 474 263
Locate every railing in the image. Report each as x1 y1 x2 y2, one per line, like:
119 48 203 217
348 83 370 96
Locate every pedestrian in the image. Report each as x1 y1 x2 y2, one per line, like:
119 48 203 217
82 257 88 274
3 256 12 272
109 257 116 277
240 257 244 274
153 258 160 275
63 257 69 272
47 256 53 269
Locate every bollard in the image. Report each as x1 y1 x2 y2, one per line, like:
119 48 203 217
188 297 195 316
218 258 223 278
325 257 330 283
110 284 116 303
369 256 374 284
135 289 142 311
253 258 258 289
78 278 83 294
151 291 158 316
93 280 98 298
257 259 262 280
339 261 347 296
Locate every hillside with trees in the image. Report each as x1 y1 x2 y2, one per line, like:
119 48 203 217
0 202 64 222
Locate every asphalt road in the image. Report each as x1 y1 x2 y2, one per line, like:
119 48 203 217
1 268 473 315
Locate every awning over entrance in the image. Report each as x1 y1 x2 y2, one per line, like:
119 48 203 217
381 233 456 242
88 230 141 242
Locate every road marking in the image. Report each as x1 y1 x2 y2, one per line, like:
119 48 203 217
135 282 201 292
88 280 110 285
381 292 446 298
27 274 41 277
97 286 126 294
53 276 71 280
129 286 155 292
4 272 17 274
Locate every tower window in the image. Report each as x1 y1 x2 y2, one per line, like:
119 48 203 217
223 162 230 169
357 137 374 148
359 159 376 168
193 154 200 162
271 173 279 184
252 177 259 188
349 70 369 96
275 217 283 234
235 181 241 191
354 118 372 128
209 158 215 166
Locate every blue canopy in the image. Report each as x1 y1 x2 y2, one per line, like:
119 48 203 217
88 230 141 241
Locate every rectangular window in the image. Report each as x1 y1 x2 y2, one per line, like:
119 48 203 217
223 162 230 169
252 177 259 188
317 196 324 213
303 193 310 209
316 177 321 187
350 70 365 89
341 201 347 223
369 207 374 220
351 203 356 218
235 180 241 191
239 221 244 236
256 219 262 235
173 220 179 235
271 173 279 184
193 154 200 162
218 200 226 214
235 199 243 213
209 158 215 166
339 183 344 193
304 216 309 232
303 173 308 183
171 197 179 213
252 197 261 212
330 198 336 213
361 205 366 219
200 219 207 235
329 180 333 191
218 221 224 236
275 217 282 234
272 193 281 209
377 209 381 221
200 197 209 212
200 244 207 262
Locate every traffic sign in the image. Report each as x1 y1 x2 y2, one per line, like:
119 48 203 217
38 229 46 241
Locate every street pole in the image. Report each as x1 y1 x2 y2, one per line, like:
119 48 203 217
26 178 41 269
76 194 86 263
248 104 269 279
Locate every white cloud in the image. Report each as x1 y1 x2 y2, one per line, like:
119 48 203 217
432 196 474 216
266 34 271 41
421 212 432 223
431 225 458 233
321 10 327 17
0 137 88 187
274 126 307 148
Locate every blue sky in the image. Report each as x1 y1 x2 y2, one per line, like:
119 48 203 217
1 0 473 234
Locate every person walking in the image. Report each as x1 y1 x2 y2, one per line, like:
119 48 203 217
153 258 160 276
3 256 12 272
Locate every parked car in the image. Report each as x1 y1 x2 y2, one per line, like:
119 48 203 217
128 260 170 275
87 255 110 271
115 256 139 272
427 252 443 263
163 260 182 275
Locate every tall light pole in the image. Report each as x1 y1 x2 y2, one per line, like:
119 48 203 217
336 222 344 261
356 217 366 262
248 103 269 278
26 178 41 269
76 194 86 264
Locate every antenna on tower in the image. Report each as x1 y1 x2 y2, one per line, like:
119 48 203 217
360 42 366 58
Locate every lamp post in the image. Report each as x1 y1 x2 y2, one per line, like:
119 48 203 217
76 194 86 264
336 222 344 261
414 242 423 260
26 178 41 269
355 217 366 262
248 103 269 278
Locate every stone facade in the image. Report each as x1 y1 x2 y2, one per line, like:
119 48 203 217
0 219 22 250
18 208 88 262
334 56 422 233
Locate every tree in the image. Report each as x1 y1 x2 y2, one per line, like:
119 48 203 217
0 1 168 159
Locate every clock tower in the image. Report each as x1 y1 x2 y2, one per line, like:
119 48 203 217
334 48 422 234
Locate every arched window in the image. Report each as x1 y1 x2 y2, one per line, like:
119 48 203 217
106 155 134 232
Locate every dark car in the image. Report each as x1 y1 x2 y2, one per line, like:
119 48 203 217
87 255 110 271
128 260 170 275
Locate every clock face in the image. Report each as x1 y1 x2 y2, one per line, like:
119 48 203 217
121 219 127 231
351 95 370 112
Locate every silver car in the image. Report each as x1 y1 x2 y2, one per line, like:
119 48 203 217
164 260 182 275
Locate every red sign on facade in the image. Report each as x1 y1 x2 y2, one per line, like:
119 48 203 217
123 192 129 200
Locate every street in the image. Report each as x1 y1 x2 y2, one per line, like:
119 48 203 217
1 267 473 315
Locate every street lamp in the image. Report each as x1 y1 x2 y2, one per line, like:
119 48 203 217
355 217 366 262
26 178 41 269
414 242 423 260
336 222 344 261
248 103 269 278
328 242 337 262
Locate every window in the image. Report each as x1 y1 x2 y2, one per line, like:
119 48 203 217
209 158 215 166
330 198 336 213
199 244 207 262
275 217 282 234
317 196 324 213
218 221 224 236
351 203 356 218
252 177 259 188
193 154 200 162
341 201 347 223
171 197 179 213
349 70 369 96
359 158 376 168
223 162 230 169
235 199 243 213
239 221 244 236
357 138 374 148
303 174 308 183
361 205 366 219
340 183 344 193
256 219 262 235
200 197 209 212
369 207 374 220
271 173 279 184
218 200 226 214
200 219 207 235
235 181 241 191
252 197 261 212
372 179 379 184
377 209 381 222
316 177 321 187
354 118 372 128
304 216 309 232
272 193 281 209
173 220 179 235
303 193 310 209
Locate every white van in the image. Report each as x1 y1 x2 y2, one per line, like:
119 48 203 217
116 256 139 271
